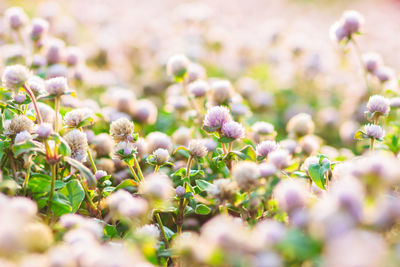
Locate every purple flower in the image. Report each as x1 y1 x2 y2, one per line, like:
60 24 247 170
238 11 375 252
374 66 394 83
364 124 385 139
256 140 280 158
221 121 245 139
367 95 390 116
362 53 382 73
203 106 232 130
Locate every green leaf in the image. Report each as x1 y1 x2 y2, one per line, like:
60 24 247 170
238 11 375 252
189 169 204 179
354 130 368 140
12 140 44 156
77 116 94 128
59 180 85 213
308 160 330 190
51 192 73 216
104 224 119 239
28 175 66 193
172 168 186 178
65 157 97 190
203 125 220 133
240 145 257 161
196 179 212 191
218 136 235 143
113 179 138 192
195 204 211 215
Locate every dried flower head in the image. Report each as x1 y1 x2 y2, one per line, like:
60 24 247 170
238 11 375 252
188 139 207 158
203 106 232 130
167 54 190 79
110 117 134 143
364 124 385 140
5 115 34 135
45 77 69 96
208 179 237 203
232 161 260 190
2 64 30 91
64 129 88 162
221 121 245 140
64 108 94 128
256 140 280 158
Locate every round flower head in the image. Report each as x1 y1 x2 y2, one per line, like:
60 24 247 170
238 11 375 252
208 179 237 203
110 117 134 143
203 106 232 130
330 21 348 42
172 127 192 146
259 163 277 177
286 113 315 138
203 138 218 152
364 124 385 140
211 80 233 104
140 173 174 201
132 99 158 125
45 77 69 96
93 133 114 157
188 139 207 158
65 47 82 66
95 170 107 180
5 7 28 30
256 140 280 158
252 121 275 135
26 76 45 95
2 64 30 91
232 161 260 190
146 131 172 153
5 115 34 135
166 54 190 79
367 95 390 117
35 102 55 124
45 38 65 65
362 53 382 73
374 66 394 83
221 121 245 140
13 94 26 103
268 149 291 169
14 131 32 144
36 123 53 139
274 179 307 213
175 186 186 197
64 108 94 128
47 64 68 78
186 63 206 83
113 141 136 158
342 10 364 35
152 148 170 165
280 139 299 154
64 129 88 162
188 80 209 98
30 18 49 41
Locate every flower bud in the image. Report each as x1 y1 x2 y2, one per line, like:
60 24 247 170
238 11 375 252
13 93 26 103
167 54 190 79
95 170 107 180
5 7 28 30
153 148 170 165
175 186 186 197
188 139 207 158
45 77 69 96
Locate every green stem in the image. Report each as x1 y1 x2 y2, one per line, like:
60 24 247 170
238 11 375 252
54 96 60 132
46 164 57 221
23 155 33 195
185 156 193 191
128 164 141 184
370 138 374 152
80 178 97 212
155 212 169 247
133 156 144 182
154 165 160 173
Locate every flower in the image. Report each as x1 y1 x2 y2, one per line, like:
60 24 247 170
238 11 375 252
188 140 207 158
364 124 385 139
362 53 382 73
367 95 390 117
268 149 291 169
140 173 174 201
26 76 45 94
30 18 49 41
203 106 232 130
232 161 260 190
152 148 170 165
45 77 69 96
256 140 280 158
188 80 209 98
95 170 107 180
166 54 190 78
146 132 172 153
286 113 315 137
2 65 30 91
374 66 394 83
93 134 114 157
14 131 32 144
64 108 94 128
341 10 364 35
274 179 307 213
172 127 192 146
208 179 237 203
131 99 158 125
5 7 28 30
210 80 232 104
259 163 277 177
45 38 65 65
252 121 275 135
36 123 53 139
110 117 134 143
64 129 88 162
5 115 34 135
175 186 186 197
221 121 245 139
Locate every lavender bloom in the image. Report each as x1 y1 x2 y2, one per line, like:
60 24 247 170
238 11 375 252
374 66 394 83
342 10 364 35
203 106 232 130
362 53 382 73
188 140 207 158
364 124 385 139
221 121 245 140
95 170 107 180
5 7 28 30
2 65 30 91
36 123 53 139
45 77 69 96
366 95 390 116
256 140 280 158
166 54 190 78
30 18 49 41
268 149 291 169
188 80 209 98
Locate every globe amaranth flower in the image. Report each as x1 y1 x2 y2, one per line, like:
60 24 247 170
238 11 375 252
64 129 88 162
186 63 206 83
166 54 190 79
268 149 292 169
14 131 32 144
140 173 174 201
26 76 45 95
45 38 65 65
366 95 390 117
390 97 400 109
286 113 315 138
5 7 28 30
188 80 209 98
374 66 394 83
152 148 170 165
330 10 364 42
2 64 30 91
5 115 34 135
232 161 260 191
64 108 94 128
175 186 186 198
131 99 158 125
113 141 136 158
93 133 114 157
172 127 192 146
208 179 237 203
36 123 53 139
362 53 382 73
210 80 233 104
203 106 232 130
364 124 385 140
30 18 49 41
109 117 134 143
256 140 280 158
188 139 207 158
259 163 277 177
221 121 245 140
45 77 69 96
252 121 275 135
95 170 108 180
146 131 172 153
